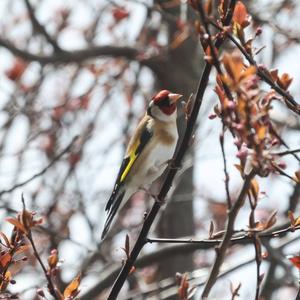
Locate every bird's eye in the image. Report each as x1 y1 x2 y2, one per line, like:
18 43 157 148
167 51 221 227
157 97 170 107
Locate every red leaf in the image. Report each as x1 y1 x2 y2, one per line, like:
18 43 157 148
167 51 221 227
69 152 81 167
6 59 27 81
51 106 65 121
41 134 56 158
80 95 90 110
289 255 300 269
112 7 130 21
0 253 12 268
233 1 250 28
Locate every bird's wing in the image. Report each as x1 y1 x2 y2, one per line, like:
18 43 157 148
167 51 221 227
105 116 153 211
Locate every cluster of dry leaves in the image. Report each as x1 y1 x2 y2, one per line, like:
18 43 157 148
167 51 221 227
0 200 81 300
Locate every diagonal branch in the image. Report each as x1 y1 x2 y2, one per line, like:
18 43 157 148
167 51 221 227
208 19 300 115
201 170 256 298
24 0 62 52
0 136 78 197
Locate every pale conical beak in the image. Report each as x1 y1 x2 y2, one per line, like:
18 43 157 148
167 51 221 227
168 93 183 104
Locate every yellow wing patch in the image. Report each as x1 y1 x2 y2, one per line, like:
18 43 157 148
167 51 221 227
120 141 139 182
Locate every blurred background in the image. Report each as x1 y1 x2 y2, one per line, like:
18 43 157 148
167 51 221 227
0 0 299 299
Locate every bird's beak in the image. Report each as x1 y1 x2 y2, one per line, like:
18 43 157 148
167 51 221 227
168 93 183 104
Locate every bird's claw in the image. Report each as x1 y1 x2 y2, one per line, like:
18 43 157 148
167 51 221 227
155 195 166 206
140 187 165 206
167 159 182 170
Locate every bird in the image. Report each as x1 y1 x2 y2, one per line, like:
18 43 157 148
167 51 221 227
101 90 182 240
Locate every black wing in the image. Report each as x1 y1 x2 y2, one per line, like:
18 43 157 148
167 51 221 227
105 125 153 212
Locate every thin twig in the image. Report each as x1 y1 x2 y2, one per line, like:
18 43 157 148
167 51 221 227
147 223 300 245
24 0 62 52
124 233 300 300
21 197 59 299
274 148 300 156
197 2 234 210
201 170 256 298
81 221 299 299
26 231 59 299
0 136 78 197
253 235 262 300
248 192 262 300
269 123 300 163
220 128 232 208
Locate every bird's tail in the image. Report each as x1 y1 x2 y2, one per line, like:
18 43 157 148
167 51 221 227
101 186 126 240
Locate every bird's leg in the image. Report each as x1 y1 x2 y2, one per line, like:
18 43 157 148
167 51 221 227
166 158 182 170
139 187 165 205
148 165 160 175
155 195 166 206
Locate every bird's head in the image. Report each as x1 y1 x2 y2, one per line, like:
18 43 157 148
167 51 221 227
147 90 182 122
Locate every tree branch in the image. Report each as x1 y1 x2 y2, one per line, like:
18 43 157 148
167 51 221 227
147 223 300 245
0 136 78 197
0 37 140 64
81 220 299 299
24 0 62 52
201 170 256 298
208 19 300 115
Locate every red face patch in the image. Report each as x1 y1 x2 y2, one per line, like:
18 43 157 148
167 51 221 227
160 105 176 115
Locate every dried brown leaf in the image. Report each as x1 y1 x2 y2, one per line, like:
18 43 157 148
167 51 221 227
63 274 81 298
233 1 250 28
265 210 277 230
250 179 259 200
0 253 11 268
277 73 293 90
6 217 27 234
0 232 10 248
184 94 193 120
288 210 295 226
294 171 300 183
294 217 300 227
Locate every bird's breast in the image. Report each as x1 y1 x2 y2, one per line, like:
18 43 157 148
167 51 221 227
127 120 178 188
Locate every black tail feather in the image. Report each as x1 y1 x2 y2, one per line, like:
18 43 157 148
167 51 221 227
101 189 125 240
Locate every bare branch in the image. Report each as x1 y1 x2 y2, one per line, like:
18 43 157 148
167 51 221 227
24 0 62 52
81 220 299 299
0 136 79 197
0 37 140 64
27 231 59 299
201 170 256 298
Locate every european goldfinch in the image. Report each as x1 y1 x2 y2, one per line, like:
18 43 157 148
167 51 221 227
101 90 182 240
